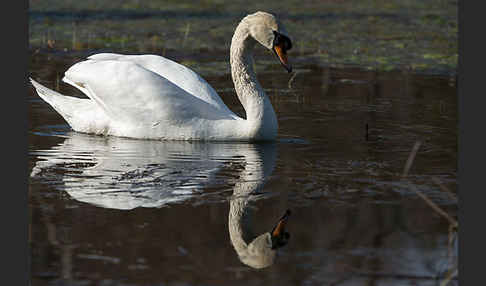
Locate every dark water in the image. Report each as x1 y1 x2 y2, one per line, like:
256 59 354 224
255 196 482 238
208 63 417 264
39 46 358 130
28 51 458 285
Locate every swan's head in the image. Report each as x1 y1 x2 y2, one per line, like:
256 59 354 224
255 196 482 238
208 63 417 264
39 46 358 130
243 11 293 73
238 209 291 269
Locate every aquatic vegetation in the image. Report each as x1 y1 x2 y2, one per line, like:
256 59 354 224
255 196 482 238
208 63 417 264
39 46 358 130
29 0 457 75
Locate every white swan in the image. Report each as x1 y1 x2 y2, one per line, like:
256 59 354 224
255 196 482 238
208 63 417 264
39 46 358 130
30 11 293 141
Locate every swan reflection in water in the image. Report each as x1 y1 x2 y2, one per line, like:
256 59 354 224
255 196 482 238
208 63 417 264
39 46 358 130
30 132 290 268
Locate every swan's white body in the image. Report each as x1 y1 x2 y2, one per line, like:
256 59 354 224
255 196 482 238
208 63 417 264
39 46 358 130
31 12 291 141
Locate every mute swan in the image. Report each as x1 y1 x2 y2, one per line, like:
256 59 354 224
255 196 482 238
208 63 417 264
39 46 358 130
30 11 292 141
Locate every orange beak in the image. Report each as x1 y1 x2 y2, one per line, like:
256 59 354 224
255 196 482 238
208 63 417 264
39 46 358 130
273 44 292 73
271 209 291 237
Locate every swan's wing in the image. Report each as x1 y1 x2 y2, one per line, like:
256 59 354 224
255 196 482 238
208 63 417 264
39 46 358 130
87 53 239 119
63 59 234 126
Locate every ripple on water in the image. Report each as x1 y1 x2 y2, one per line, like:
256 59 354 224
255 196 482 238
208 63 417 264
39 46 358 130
29 130 278 210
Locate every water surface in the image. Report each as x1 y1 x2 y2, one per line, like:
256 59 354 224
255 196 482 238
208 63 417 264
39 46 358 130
29 50 457 285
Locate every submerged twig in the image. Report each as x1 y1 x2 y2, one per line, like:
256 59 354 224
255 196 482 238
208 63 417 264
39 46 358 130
366 123 369 141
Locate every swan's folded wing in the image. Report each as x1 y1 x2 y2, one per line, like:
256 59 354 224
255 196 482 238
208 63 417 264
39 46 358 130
63 59 233 126
87 53 239 119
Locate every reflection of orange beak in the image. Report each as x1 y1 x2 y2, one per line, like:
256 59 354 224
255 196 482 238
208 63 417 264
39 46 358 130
272 209 291 237
273 45 292 73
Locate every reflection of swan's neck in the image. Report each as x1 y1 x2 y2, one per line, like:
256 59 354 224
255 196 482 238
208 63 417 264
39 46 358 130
228 160 263 252
229 175 262 251
230 21 278 139
229 169 273 269
229 195 254 251
228 145 278 268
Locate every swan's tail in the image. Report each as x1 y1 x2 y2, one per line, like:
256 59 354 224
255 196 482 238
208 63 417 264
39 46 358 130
30 78 78 121
30 78 109 134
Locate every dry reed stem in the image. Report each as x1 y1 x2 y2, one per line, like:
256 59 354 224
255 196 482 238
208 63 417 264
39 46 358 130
401 141 458 228
448 224 457 267
182 23 191 48
432 176 457 201
288 71 299 89
439 266 458 286
72 22 77 51
402 140 422 177
409 184 458 228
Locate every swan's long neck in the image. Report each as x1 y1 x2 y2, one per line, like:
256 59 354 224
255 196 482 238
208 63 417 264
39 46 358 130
230 21 278 140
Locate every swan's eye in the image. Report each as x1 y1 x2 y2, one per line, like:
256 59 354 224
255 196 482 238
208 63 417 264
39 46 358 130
273 31 292 52
282 36 292 51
